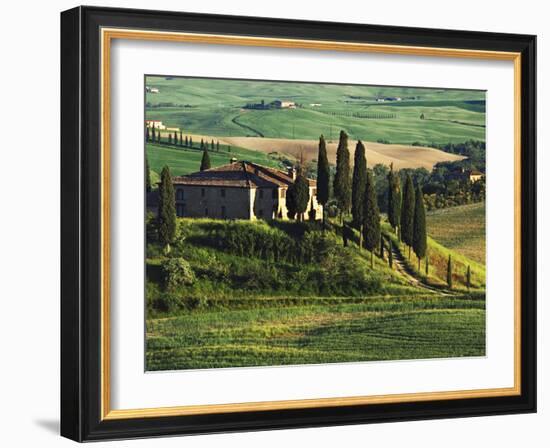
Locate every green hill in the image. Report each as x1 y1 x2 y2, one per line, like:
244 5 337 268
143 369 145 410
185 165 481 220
145 76 485 145
145 217 485 370
427 202 485 264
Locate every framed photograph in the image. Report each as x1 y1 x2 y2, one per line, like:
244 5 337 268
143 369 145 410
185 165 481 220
61 6 536 441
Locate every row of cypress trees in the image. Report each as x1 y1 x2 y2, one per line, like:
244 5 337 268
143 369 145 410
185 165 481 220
146 125 226 153
315 130 427 269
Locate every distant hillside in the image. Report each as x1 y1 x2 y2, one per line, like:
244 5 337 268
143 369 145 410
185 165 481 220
145 76 486 145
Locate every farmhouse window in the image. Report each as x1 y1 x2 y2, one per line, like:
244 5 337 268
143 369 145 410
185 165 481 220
176 204 185 217
176 189 184 200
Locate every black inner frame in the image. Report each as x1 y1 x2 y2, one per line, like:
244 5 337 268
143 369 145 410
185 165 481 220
61 6 536 442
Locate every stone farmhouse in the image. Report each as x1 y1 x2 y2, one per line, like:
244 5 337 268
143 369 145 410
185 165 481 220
172 161 322 220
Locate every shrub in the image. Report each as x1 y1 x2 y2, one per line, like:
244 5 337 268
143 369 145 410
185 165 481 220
161 257 195 290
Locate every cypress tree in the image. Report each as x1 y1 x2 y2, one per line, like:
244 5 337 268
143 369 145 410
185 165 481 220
447 255 453 289
145 156 152 193
362 170 381 268
387 163 401 234
425 255 429 276
211 139 215 151
316 135 330 226
400 173 415 258
388 240 393 268
158 166 176 247
179 131 182 146
151 125 156 142
228 145 231 153
413 184 427 270
466 265 471 291
200 149 211 171
145 126 150 142
168 133 172 145
190 136 193 147
157 131 161 144
286 183 297 220
333 130 351 221
185 135 188 146
216 140 220 152
351 140 367 230
291 172 310 221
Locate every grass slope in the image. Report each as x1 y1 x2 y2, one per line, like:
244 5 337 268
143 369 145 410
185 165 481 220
146 297 485 370
427 202 486 264
146 218 485 370
146 141 283 177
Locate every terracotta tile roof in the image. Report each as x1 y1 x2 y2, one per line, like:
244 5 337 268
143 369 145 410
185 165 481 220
173 161 316 188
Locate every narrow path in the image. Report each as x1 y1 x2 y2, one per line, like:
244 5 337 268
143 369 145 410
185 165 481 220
231 113 264 137
384 235 453 296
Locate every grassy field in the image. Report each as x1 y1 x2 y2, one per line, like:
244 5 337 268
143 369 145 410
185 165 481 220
146 141 284 177
145 76 485 145
427 202 486 264
145 218 485 371
146 296 485 370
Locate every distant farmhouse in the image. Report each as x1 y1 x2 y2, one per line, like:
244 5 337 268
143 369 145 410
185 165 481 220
171 161 322 220
145 120 166 130
376 96 402 102
467 170 484 183
449 167 485 183
272 100 296 109
244 99 296 110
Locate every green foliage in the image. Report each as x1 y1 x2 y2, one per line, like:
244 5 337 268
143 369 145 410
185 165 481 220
161 257 196 291
466 265 471 291
293 173 310 219
413 184 427 265
447 254 453 289
200 149 211 171
333 130 351 215
316 135 330 208
362 170 380 265
387 164 401 231
158 166 176 245
351 140 367 227
145 156 152 192
400 173 415 247
146 211 157 242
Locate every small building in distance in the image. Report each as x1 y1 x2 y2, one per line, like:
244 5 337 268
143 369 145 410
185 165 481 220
172 161 322 220
448 166 485 183
272 100 296 109
145 120 166 130
467 170 484 183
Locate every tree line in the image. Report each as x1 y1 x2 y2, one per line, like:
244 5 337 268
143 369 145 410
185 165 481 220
146 124 230 154
313 131 427 269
